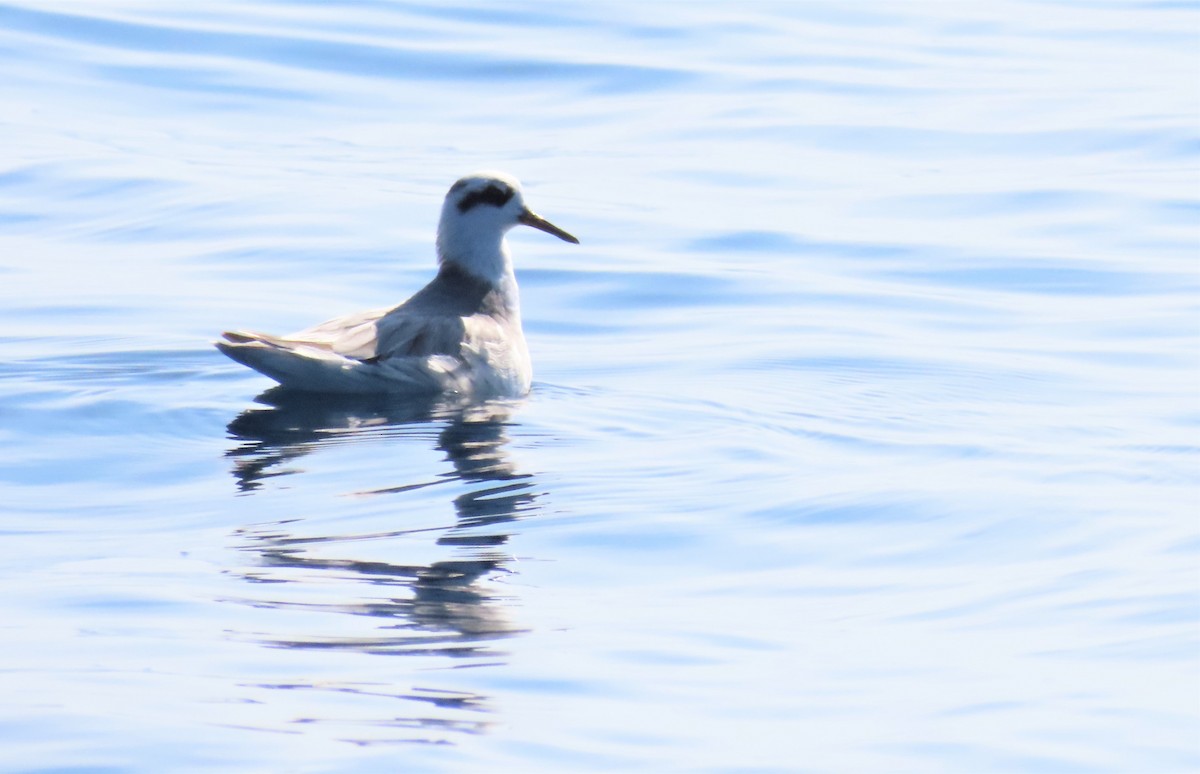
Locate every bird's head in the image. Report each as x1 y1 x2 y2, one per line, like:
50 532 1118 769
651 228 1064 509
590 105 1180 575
437 172 578 283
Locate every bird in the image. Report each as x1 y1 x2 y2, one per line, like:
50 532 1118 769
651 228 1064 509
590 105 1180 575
216 172 578 396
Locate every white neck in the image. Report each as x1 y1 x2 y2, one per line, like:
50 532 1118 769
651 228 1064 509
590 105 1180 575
436 218 517 288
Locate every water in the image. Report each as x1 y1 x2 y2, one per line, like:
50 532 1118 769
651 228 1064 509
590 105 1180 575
1 1 1197 771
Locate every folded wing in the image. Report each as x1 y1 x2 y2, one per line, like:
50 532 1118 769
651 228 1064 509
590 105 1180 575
217 306 472 394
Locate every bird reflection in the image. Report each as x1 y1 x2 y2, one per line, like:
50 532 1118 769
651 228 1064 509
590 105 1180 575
222 388 541 742
226 388 452 493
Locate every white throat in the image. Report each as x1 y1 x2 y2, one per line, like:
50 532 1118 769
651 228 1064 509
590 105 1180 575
436 216 517 287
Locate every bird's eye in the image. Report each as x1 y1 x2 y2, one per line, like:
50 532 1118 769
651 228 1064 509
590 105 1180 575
457 183 515 213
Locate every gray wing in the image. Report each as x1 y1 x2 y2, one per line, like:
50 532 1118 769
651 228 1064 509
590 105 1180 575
280 265 497 361
372 309 469 361
228 302 480 365
218 307 473 394
216 265 516 394
273 305 484 365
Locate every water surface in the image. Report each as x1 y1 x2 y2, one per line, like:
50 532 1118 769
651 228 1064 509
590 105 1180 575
1 1 1197 772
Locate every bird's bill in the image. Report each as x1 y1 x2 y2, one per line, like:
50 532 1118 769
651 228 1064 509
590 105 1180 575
519 208 580 244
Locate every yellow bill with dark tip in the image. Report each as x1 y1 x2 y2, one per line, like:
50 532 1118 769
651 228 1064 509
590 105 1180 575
518 208 580 244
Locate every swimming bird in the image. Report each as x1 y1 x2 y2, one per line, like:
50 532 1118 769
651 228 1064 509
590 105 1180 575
216 172 578 395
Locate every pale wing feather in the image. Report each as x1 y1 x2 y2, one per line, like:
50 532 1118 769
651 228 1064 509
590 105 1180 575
277 305 474 363
278 307 390 360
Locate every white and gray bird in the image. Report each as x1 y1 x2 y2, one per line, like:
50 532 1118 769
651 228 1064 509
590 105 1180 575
216 172 578 395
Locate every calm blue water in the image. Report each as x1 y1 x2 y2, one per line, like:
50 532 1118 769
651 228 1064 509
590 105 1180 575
1 1 1197 772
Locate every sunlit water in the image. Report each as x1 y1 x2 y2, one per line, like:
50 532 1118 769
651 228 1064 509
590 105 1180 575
1 1 1197 772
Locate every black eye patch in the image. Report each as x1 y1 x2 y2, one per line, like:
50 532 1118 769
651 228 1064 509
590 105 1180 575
456 183 514 213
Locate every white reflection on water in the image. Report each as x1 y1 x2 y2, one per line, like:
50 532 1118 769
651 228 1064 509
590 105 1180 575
220 393 535 743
